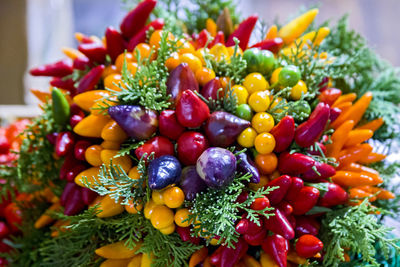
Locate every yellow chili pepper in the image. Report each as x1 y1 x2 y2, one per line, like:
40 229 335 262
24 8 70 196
344 129 373 147
260 252 279 267
74 166 100 187
242 254 261 267
73 90 111 113
287 250 307 264
278 8 319 44
96 195 125 218
331 93 357 108
127 254 143 267
95 240 142 259
332 171 376 187
356 117 384 132
206 18 217 37
73 114 111 138
141 252 154 267
61 47 85 60
294 27 330 47
34 202 62 229
189 247 208 267
31 89 51 103
100 258 132 267
358 152 386 164
265 24 278 39
100 149 132 172
101 120 128 143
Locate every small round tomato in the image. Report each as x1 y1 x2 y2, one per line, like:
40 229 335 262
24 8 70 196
149 30 174 50
152 190 165 205
278 65 301 87
133 43 152 61
180 53 202 73
174 208 191 227
177 39 195 54
209 43 230 62
254 133 276 154
104 74 123 91
249 175 269 190
255 153 278 174
248 90 270 112
165 52 180 71
144 200 158 219
250 196 270 210
243 48 276 75
231 85 249 105
251 112 275 133
150 205 174 229
290 80 308 100
102 65 118 79
115 52 134 72
237 127 257 148
243 73 269 94
159 223 175 235
235 104 253 121
163 187 185 209
195 67 216 86
177 132 209 166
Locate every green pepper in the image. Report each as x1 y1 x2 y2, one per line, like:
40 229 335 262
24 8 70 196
243 48 275 75
287 100 311 122
52 88 70 126
279 65 301 87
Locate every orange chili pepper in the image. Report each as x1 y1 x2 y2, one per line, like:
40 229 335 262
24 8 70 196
337 143 373 167
189 247 208 267
326 120 354 158
344 129 373 147
242 255 261 267
331 93 357 108
349 188 376 202
31 89 51 103
61 47 85 60
331 92 373 129
334 101 352 113
373 188 395 200
339 163 379 176
356 118 384 132
331 171 375 187
34 202 62 229
358 152 386 164
287 250 307 264
266 25 278 39
203 257 212 267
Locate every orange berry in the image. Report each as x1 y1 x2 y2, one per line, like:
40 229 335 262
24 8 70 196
255 153 278 174
165 52 180 71
195 67 216 86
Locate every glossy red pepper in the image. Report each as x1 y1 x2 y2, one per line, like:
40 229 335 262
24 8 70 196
78 42 107 63
195 29 210 49
294 216 320 237
220 237 248 267
302 162 336 181
250 37 284 54
250 196 270 210
244 227 267 246
120 0 157 38
73 56 92 70
262 233 288 267
4 203 22 233
77 64 105 93
306 142 327 156
60 152 83 180
46 132 58 145
235 218 249 235
105 26 126 62
74 140 92 161
284 177 304 203
60 182 76 206
318 77 329 92
176 90 210 128
166 63 199 105
276 201 293 217
55 131 75 157
278 152 315 175
66 164 87 182
329 107 341 122
128 19 164 51
291 186 320 215
135 136 174 160
264 209 295 240
210 246 224 266
208 31 225 48
0 221 10 239
30 59 73 77
226 15 258 50
318 88 342 106
81 187 98 205
50 77 77 96
295 234 323 258
295 103 330 148
265 175 292 205
270 116 295 152
70 114 84 128
176 226 200 245
177 131 209 165
200 78 223 100
159 110 185 140
318 182 348 207
64 186 86 216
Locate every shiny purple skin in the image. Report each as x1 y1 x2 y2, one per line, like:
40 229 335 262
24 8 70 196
108 105 158 140
180 166 207 201
196 147 237 188
204 111 251 147
166 63 199 105
200 78 223 100
148 155 182 190
236 151 260 183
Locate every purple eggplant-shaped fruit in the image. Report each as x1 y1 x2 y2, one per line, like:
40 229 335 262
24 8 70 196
236 150 260 183
180 166 208 201
148 155 182 190
166 63 199 105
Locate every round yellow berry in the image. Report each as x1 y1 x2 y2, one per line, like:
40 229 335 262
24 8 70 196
248 90 271 112
237 127 257 148
243 73 269 94
251 112 275 133
150 205 174 229
174 208 192 227
231 85 249 105
254 133 276 154
290 80 308 100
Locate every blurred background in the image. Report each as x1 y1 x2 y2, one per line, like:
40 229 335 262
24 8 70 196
0 0 400 116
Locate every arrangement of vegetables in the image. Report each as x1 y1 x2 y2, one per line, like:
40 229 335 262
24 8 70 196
1 0 400 266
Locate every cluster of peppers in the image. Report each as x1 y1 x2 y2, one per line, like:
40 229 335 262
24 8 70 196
2 1 395 267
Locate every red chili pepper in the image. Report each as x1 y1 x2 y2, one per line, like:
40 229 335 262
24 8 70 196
284 177 304 203
220 237 248 267
195 29 210 49
210 246 224 266
50 77 77 96
295 102 330 148
30 59 73 77
270 116 295 153
73 56 92 70
246 217 264 236
306 142 327 156
120 0 157 39
105 26 126 62
302 162 336 181
276 201 293 217
176 90 210 128
60 152 82 180
74 140 92 161
70 114 84 128
208 31 225 48
177 131 209 166
0 221 10 239
295 234 324 258
81 187 98 205
278 152 315 175
291 186 320 215
244 227 267 246
176 226 200 245
318 77 329 92
166 63 199 105
250 196 270 210
135 136 174 161
329 107 341 122
55 131 75 157
318 182 348 207
46 132 58 145
226 15 258 51
4 203 22 233
159 110 185 140
264 209 295 240
128 19 164 51
235 218 249 235
294 216 320 237
250 37 284 54
200 78 223 101
318 88 342 106
64 186 86 216
78 42 107 63
77 65 105 93
265 175 292 205
66 164 87 182
261 233 288 267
